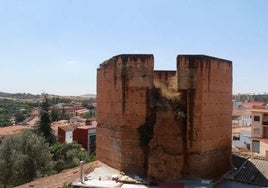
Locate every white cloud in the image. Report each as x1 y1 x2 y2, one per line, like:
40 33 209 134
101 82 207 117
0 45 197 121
66 61 78 65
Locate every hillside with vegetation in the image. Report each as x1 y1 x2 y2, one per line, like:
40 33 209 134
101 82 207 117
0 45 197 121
0 99 39 126
0 91 42 100
0 91 96 127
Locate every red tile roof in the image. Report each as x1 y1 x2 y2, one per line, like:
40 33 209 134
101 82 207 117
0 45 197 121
58 124 79 132
242 101 265 109
0 125 31 137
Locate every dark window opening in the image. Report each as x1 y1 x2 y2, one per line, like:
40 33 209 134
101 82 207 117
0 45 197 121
233 135 240 140
263 114 268 125
254 116 260 122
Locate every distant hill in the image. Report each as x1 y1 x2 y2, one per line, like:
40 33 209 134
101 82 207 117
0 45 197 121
0 91 96 101
80 94 96 98
0 91 41 99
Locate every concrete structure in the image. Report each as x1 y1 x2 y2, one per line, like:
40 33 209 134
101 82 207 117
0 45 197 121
51 120 69 136
75 108 90 116
232 127 251 150
58 122 96 153
53 102 83 117
260 139 268 157
222 152 268 187
58 125 77 144
251 108 268 155
70 116 86 124
232 109 252 127
73 124 97 153
96 54 232 180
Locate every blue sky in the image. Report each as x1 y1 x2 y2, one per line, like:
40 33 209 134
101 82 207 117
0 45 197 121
0 0 267 96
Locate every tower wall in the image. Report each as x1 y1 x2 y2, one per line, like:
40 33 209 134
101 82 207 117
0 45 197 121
177 55 232 178
96 54 154 174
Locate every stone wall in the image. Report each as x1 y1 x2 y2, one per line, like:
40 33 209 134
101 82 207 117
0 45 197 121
148 70 184 179
96 54 154 174
96 54 232 180
177 55 232 178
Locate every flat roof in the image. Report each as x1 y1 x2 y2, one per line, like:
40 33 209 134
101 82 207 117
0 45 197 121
251 109 268 113
232 127 251 134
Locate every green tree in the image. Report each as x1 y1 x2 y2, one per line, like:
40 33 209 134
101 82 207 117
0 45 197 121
50 107 59 122
0 109 12 127
0 130 54 187
36 95 55 144
59 108 69 120
50 107 70 122
80 112 94 119
15 112 26 123
50 142 94 172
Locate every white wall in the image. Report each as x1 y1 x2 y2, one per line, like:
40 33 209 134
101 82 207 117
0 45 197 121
65 131 73 143
242 114 252 126
232 130 251 149
260 141 268 157
252 112 263 137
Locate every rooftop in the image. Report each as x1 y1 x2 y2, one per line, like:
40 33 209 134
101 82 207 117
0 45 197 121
0 125 31 137
251 108 268 113
76 109 90 113
17 160 213 188
51 120 69 135
226 153 268 187
59 124 80 132
232 109 251 116
260 139 268 144
16 161 102 188
76 124 96 130
242 101 265 109
232 127 251 134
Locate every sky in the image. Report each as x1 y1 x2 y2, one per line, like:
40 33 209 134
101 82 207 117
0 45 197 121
0 0 267 96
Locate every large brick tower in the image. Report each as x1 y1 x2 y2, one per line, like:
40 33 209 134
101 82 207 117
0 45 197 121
96 54 232 179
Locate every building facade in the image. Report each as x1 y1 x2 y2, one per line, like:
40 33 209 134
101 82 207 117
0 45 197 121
251 108 268 155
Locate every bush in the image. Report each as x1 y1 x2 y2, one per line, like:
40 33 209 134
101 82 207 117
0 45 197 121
50 142 95 172
0 130 54 187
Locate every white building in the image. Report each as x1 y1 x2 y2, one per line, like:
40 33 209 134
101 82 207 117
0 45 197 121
232 127 251 150
251 108 268 155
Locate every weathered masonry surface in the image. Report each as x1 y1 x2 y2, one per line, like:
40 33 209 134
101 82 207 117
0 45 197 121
96 54 232 180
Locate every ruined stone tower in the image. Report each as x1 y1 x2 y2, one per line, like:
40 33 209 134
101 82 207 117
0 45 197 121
96 54 232 180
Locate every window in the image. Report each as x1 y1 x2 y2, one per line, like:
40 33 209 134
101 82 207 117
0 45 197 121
233 135 240 140
252 140 260 153
253 128 260 136
88 134 96 154
254 116 260 122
